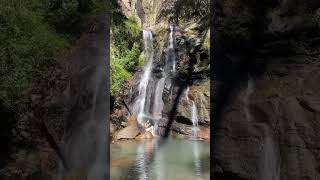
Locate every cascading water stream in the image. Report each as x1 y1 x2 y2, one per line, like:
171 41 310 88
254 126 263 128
135 30 155 125
185 87 200 139
244 76 280 180
191 101 200 138
258 127 280 180
133 25 176 134
152 77 165 119
169 25 176 72
181 86 203 178
244 75 254 121
165 24 176 73
130 27 179 179
169 25 174 49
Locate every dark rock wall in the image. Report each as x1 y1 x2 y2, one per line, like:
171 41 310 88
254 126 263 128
212 0 320 179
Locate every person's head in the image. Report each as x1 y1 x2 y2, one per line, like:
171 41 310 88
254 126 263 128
144 120 152 128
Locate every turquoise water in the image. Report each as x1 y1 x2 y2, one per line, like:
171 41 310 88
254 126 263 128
110 138 210 180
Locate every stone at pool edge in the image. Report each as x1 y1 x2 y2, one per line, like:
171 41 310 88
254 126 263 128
113 116 140 140
112 115 210 141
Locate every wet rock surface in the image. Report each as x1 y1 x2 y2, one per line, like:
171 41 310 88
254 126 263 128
113 116 140 140
111 29 210 139
111 0 210 140
176 80 210 126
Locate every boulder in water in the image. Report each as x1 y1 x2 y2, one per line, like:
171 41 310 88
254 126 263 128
136 132 154 140
198 127 210 140
113 116 140 140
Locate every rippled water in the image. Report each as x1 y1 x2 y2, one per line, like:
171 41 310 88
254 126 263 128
111 139 210 180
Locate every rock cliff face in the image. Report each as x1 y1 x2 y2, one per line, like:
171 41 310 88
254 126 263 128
213 0 320 179
176 80 210 126
111 0 210 139
117 0 167 28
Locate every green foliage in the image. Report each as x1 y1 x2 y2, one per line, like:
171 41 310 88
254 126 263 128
45 0 83 37
0 0 69 108
160 0 209 23
138 54 146 66
175 0 209 20
110 11 143 96
122 42 143 72
0 0 111 109
111 15 142 54
91 0 113 14
0 0 140 106
177 64 189 78
110 47 133 96
45 0 112 38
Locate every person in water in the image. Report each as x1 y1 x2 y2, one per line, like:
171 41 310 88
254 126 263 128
144 120 156 137
136 120 157 139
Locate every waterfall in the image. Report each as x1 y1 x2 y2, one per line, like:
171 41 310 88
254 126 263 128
135 30 155 125
244 75 254 121
185 87 200 138
243 76 279 180
166 24 176 73
152 77 165 119
258 128 280 180
191 101 200 138
169 25 174 49
133 25 177 135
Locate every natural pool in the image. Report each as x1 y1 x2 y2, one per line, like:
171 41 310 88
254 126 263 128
110 138 210 180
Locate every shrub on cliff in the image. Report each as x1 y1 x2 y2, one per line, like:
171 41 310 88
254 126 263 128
110 11 144 96
0 1 70 108
0 0 110 109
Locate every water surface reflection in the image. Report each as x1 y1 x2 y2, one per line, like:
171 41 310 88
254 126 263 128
111 139 210 180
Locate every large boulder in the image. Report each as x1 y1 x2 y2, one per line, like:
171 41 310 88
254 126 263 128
113 116 140 140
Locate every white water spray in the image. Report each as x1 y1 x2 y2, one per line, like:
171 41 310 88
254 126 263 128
191 101 200 138
244 75 254 121
258 127 280 180
133 26 177 134
152 77 165 119
169 25 174 49
168 25 176 72
185 87 200 138
136 30 154 125
243 76 279 180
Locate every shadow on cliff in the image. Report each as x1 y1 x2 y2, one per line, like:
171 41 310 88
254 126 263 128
163 34 201 137
211 0 281 179
0 101 14 169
